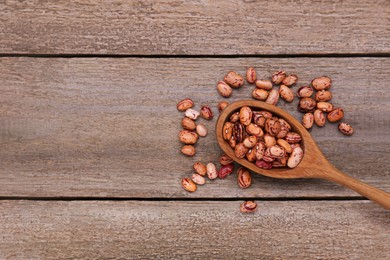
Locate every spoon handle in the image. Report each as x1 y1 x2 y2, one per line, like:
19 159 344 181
323 167 390 210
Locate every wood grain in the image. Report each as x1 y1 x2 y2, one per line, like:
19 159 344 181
0 200 388 259
0 0 389 55
0 57 389 198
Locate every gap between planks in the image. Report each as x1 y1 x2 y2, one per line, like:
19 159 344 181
0 53 389 59
0 196 367 201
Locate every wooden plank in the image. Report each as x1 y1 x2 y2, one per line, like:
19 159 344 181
0 0 389 55
0 57 389 198
0 200 388 259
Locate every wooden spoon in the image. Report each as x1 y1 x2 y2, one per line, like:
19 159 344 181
216 100 390 210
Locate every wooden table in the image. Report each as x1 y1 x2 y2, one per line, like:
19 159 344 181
1 1 389 259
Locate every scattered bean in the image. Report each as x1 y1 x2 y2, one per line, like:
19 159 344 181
240 200 258 213
252 88 269 101
302 113 314 129
255 79 273 90
182 178 197 192
327 108 344 122
314 109 326 127
219 154 234 165
196 124 207 137
281 74 298 86
177 98 194 111
217 81 233 98
279 84 294 102
317 101 333 112
265 89 280 105
218 163 234 179
338 122 354 136
298 97 317 113
200 105 213 120
246 67 257 84
312 76 331 90
191 173 205 185
315 90 332 102
179 130 199 144
272 71 286 84
185 108 200 120
224 71 244 88
193 162 207 176
181 117 196 131
237 167 252 189
297 86 314 98
181 145 196 156
206 163 218 180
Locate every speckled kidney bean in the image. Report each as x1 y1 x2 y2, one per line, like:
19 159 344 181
193 162 207 176
218 163 234 179
218 101 229 112
277 138 292 153
240 200 257 213
255 159 272 169
191 173 205 185
200 105 213 120
338 122 354 136
302 112 314 129
279 84 294 103
219 154 234 165
262 149 275 162
268 145 286 159
316 102 333 112
255 142 266 160
181 117 196 131
314 109 326 127
240 106 253 126
217 81 233 98
271 70 286 84
179 130 199 144
185 108 200 120
265 89 280 105
224 71 244 88
276 118 291 139
252 88 269 101
229 135 237 148
265 117 281 136
287 146 304 168
298 97 317 113
327 108 344 122
315 90 332 102
297 86 314 98
246 67 257 84
281 74 298 86
243 135 258 148
246 123 264 137
264 133 276 148
255 79 273 90
230 112 240 123
233 122 245 143
177 98 194 111
312 76 331 90
206 163 218 180
181 145 195 156
237 167 252 189
246 148 257 162
196 124 207 137
182 178 197 192
234 142 249 159
223 122 233 141
285 132 302 144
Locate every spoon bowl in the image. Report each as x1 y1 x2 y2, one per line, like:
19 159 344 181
216 100 390 210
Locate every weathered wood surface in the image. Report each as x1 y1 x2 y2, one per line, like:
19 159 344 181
0 200 388 259
0 57 389 198
0 0 389 55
